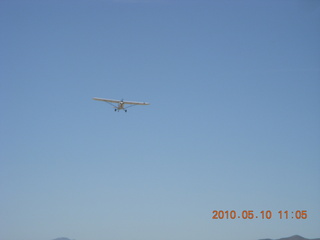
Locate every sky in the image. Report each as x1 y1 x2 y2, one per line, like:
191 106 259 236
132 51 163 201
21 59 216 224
0 1 320 240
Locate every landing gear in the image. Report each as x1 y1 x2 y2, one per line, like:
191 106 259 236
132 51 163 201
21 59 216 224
114 109 117 112
125 110 127 112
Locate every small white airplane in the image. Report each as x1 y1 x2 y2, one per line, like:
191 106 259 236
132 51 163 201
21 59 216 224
93 97 150 112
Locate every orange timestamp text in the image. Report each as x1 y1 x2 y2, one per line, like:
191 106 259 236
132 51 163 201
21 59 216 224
211 210 308 220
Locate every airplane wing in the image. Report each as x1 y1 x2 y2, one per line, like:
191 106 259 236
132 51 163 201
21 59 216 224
122 100 150 105
92 98 121 104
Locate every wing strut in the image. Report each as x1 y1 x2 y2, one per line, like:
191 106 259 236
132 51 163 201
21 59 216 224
124 104 139 110
103 101 117 108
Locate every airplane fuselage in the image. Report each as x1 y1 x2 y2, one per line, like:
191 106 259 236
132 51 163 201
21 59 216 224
115 101 126 111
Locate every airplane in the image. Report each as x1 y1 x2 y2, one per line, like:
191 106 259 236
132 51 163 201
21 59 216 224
93 97 150 112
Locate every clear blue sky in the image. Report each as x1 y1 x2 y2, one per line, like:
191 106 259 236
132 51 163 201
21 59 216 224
1 1 319 240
